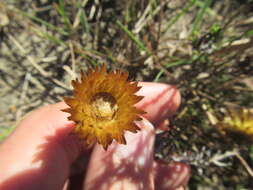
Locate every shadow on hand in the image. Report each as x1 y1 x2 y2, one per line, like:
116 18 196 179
0 167 58 190
0 125 90 190
86 126 154 190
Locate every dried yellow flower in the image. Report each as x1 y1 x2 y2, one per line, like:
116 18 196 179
218 107 253 137
63 65 145 150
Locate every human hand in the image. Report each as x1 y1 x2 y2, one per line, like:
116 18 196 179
0 82 190 190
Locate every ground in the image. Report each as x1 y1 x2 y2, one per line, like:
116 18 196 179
0 0 253 189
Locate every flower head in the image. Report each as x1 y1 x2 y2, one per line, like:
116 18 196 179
218 107 253 138
63 65 145 150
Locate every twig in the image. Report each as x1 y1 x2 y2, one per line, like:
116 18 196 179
19 72 30 105
195 90 216 101
235 152 253 178
8 34 70 90
209 150 253 177
8 34 49 76
133 0 169 34
69 41 77 73
209 150 237 167
63 65 77 80
28 75 46 91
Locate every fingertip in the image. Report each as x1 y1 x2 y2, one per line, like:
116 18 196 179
136 82 181 125
154 161 190 190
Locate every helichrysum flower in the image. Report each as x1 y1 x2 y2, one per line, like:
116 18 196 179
218 107 253 137
63 65 145 150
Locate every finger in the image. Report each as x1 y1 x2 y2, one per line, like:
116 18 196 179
1 102 84 164
0 103 85 190
136 82 181 125
154 161 191 190
83 118 155 190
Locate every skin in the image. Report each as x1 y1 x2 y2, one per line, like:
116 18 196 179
0 82 190 190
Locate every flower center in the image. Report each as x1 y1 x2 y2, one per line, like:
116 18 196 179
91 92 118 120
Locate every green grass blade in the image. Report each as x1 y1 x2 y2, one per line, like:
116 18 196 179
153 70 164 82
244 28 253 37
20 10 69 36
153 59 193 81
31 27 66 46
80 10 90 33
43 32 66 45
77 1 90 34
0 126 16 141
195 0 217 17
191 0 212 37
165 59 189 68
164 0 196 33
56 0 72 29
116 20 151 55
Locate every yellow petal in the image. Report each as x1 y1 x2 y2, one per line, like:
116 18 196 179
63 64 144 150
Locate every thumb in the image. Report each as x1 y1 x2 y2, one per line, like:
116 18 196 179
0 103 85 190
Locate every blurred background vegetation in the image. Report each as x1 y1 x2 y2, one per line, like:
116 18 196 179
0 0 253 189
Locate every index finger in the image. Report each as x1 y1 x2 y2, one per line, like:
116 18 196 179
136 82 180 124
